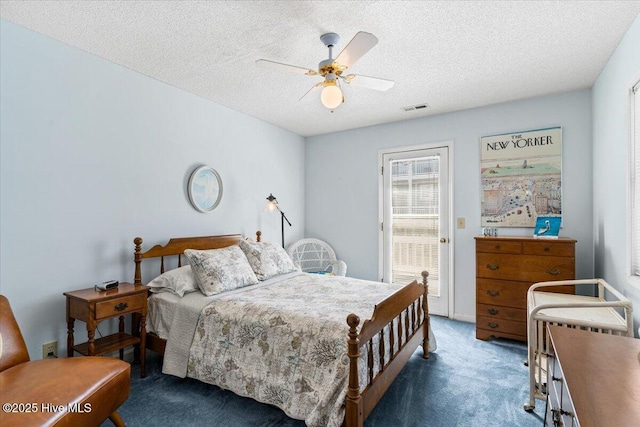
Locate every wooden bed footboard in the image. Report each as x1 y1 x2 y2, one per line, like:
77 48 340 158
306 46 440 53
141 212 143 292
345 271 429 427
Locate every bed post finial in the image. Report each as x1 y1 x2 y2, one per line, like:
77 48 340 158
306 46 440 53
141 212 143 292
345 313 363 426
134 237 143 285
256 231 262 242
421 270 430 359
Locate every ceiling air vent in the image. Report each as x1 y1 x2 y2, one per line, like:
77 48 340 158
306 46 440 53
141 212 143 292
401 103 429 112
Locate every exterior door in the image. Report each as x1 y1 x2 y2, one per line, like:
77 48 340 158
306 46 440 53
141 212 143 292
380 145 451 316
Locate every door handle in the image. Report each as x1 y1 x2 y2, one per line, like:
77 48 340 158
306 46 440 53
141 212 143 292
440 237 447 243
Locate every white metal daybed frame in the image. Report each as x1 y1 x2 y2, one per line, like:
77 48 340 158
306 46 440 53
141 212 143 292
524 278 634 411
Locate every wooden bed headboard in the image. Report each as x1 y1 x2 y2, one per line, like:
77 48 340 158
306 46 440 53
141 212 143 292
133 231 261 284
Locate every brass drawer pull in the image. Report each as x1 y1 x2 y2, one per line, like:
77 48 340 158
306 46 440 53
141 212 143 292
486 264 499 270
487 290 500 297
114 302 129 312
546 268 561 275
488 308 499 315
495 245 501 250
488 322 498 329
544 247 550 252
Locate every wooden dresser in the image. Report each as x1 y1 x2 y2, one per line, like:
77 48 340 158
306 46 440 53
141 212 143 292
475 236 576 341
546 326 640 426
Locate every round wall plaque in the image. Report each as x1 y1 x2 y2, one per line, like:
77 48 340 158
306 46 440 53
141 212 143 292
188 166 223 213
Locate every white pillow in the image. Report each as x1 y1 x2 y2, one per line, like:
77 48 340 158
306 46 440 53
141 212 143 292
147 265 198 297
238 239 299 280
184 245 259 296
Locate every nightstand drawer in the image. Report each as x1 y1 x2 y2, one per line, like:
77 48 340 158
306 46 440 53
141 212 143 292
95 293 146 319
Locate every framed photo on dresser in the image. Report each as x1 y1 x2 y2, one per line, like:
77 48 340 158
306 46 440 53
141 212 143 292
533 216 561 239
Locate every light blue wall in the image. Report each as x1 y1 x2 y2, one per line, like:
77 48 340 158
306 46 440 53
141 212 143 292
0 20 305 358
3 10 637 359
592 13 640 335
306 91 593 321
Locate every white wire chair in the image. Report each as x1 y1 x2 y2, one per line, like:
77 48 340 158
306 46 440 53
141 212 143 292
287 238 347 276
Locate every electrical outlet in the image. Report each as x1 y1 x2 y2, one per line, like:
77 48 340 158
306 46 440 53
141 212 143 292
42 340 57 359
457 217 466 229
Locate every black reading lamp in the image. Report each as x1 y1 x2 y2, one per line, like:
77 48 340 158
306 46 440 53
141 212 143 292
266 193 292 248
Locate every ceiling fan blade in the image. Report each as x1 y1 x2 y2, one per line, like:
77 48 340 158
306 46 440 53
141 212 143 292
256 59 317 76
342 74 395 91
334 32 378 68
299 82 323 101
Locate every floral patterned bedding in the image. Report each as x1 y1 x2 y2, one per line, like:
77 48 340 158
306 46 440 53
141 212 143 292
186 272 413 427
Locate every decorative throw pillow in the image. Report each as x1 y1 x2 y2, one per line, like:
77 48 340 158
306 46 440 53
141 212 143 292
147 265 198 297
184 245 259 296
238 239 299 280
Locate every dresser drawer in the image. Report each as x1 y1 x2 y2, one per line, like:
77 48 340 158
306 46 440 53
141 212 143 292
477 278 530 307
477 253 574 282
95 293 146 320
476 239 522 254
477 303 526 323
523 240 575 257
476 315 526 337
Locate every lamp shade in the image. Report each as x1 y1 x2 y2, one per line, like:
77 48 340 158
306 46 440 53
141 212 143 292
265 193 278 212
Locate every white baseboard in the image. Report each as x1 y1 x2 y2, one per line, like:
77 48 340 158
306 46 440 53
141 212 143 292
451 313 475 323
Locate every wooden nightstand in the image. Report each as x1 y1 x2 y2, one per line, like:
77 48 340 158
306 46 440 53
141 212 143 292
64 282 149 378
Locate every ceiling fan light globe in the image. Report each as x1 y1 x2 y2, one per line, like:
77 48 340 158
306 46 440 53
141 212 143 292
321 85 343 109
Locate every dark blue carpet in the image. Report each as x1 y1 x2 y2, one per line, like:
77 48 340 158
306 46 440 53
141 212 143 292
106 317 545 426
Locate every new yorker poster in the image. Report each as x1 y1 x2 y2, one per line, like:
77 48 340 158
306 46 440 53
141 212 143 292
481 127 562 227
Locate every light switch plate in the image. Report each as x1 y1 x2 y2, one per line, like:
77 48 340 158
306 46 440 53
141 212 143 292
457 217 466 229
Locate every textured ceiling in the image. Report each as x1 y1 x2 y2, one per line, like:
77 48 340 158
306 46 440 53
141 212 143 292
2 1 640 137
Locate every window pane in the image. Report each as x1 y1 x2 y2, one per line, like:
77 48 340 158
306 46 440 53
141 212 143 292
390 156 440 295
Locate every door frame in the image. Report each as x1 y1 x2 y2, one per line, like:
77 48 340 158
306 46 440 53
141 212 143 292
378 140 455 318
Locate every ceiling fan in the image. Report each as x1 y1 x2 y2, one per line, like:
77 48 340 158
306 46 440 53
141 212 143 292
256 32 394 110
